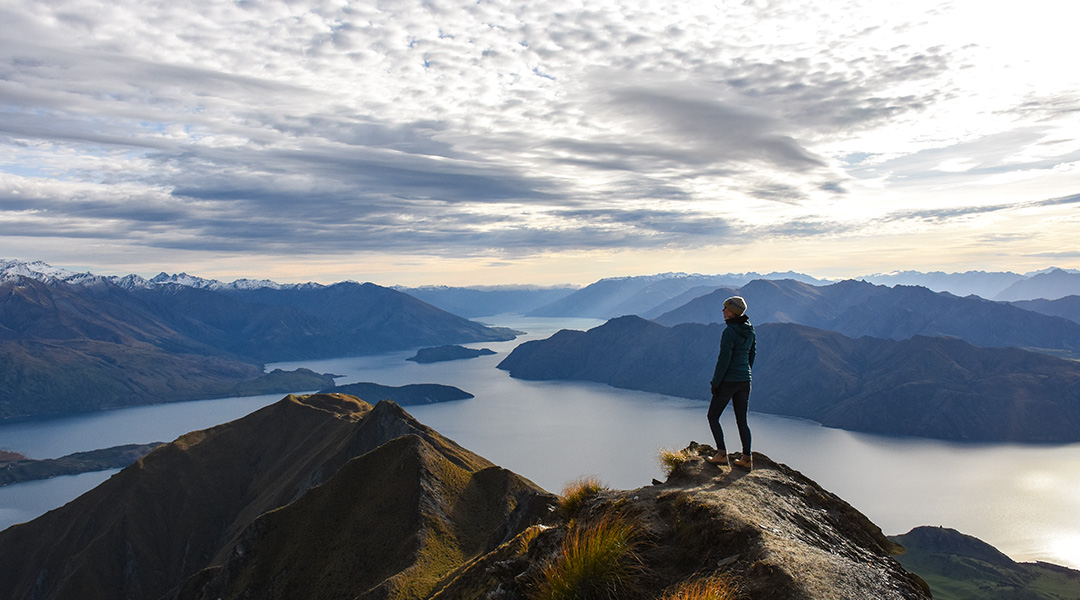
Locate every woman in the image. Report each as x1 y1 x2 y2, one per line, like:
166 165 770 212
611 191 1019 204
706 295 756 470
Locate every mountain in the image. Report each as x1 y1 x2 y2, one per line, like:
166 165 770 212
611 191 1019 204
319 381 474 404
497 316 1080 442
0 394 554 600
525 271 824 319
129 280 520 362
0 260 518 418
1012 295 1080 324
890 526 1080 600
0 275 337 419
398 285 577 318
995 268 1080 301
858 270 1025 299
213 281 520 359
655 278 1080 355
0 392 932 600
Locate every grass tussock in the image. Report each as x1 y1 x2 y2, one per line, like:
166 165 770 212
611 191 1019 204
533 514 646 600
557 476 606 519
518 524 548 553
659 574 743 600
657 447 693 477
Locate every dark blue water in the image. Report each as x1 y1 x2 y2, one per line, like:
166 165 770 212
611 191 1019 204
2 316 1078 570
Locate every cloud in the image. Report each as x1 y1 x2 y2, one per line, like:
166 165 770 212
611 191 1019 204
0 0 1078 278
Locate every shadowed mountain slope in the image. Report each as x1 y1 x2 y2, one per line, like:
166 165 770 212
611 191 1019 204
497 316 1080 442
173 434 551 600
0 394 551 600
655 278 1080 355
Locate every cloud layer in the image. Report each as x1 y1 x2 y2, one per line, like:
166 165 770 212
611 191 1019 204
1 0 1078 281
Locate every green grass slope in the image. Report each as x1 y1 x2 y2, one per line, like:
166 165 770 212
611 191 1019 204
891 527 1080 600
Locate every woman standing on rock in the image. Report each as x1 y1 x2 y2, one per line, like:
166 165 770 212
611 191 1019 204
707 295 756 470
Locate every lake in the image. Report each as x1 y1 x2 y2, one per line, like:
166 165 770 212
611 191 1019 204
1 315 1079 571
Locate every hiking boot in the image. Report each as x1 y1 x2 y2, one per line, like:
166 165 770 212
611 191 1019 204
707 452 729 465
732 453 752 470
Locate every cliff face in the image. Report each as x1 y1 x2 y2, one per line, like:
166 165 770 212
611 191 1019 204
0 394 930 600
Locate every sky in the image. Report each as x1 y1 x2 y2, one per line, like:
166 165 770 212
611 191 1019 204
1 0 1078 286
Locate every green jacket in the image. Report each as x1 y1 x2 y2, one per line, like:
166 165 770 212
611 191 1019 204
710 315 756 386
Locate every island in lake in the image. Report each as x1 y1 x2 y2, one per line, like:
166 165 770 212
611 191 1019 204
406 345 496 363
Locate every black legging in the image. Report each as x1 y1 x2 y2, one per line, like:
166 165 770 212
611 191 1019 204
708 381 751 456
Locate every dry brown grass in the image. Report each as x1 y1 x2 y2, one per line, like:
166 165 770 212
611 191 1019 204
657 447 693 477
533 514 646 600
557 476 606 519
659 574 743 600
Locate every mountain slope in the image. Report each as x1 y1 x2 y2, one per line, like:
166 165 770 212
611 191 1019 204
0 394 551 600
497 316 1080 442
174 434 549 600
655 278 1080 355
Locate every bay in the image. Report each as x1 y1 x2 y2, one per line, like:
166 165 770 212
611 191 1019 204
1 315 1078 572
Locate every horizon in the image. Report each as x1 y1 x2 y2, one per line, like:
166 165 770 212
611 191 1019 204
1 0 1078 286
2 256 1076 289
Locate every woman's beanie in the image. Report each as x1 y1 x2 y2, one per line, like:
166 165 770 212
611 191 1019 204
723 295 747 316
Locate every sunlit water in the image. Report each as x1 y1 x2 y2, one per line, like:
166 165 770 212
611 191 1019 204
1 315 1079 571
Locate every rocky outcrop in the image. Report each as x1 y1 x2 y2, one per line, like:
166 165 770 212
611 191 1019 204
435 443 931 600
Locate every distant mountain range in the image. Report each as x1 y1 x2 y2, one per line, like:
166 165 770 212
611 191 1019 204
523 271 826 319
509 268 1080 321
397 284 576 318
0 392 935 600
0 260 517 419
497 316 1080 442
653 279 1080 356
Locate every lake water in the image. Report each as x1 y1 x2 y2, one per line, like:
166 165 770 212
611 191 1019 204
2 315 1079 571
